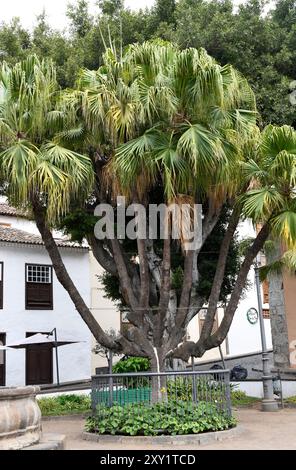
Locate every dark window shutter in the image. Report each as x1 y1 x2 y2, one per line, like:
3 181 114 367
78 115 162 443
0 263 3 310
26 283 53 309
25 264 53 310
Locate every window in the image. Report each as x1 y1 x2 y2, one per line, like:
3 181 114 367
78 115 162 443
262 308 270 319
0 262 3 309
262 280 269 304
25 264 53 310
0 333 6 386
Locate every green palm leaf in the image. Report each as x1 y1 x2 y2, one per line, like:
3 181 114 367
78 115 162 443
0 56 94 223
241 188 285 222
270 210 296 247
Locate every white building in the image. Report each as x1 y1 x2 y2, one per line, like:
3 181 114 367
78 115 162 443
89 252 120 372
0 204 93 387
187 218 272 363
0 201 274 386
227 220 272 356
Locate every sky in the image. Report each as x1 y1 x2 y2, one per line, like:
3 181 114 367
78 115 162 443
0 0 156 30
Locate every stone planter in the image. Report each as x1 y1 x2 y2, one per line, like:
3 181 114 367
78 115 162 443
0 386 41 450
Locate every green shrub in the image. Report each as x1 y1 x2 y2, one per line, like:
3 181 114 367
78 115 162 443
165 382 260 407
85 401 236 436
112 356 150 373
167 377 193 401
112 356 150 388
230 390 259 406
285 395 296 404
166 377 228 403
38 394 91 416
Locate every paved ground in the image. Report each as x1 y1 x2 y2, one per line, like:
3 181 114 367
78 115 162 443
42 408 296 450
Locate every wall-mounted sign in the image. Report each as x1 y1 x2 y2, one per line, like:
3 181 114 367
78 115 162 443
246 307 259 324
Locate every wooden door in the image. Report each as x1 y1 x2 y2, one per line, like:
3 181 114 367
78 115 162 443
0 333 5 386
26 332 53 385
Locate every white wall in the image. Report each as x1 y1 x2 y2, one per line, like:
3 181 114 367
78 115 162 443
227 219 272 355
227 272 272 355
187 308 228 362
0 243 92 386
187 218 273 362
231 381 296 399
0 213 64 238
89 252 121 372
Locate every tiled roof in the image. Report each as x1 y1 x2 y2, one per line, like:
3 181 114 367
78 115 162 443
0 203 28 218
0 225 87 250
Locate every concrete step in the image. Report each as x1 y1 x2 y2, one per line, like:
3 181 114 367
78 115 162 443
23 433 66 450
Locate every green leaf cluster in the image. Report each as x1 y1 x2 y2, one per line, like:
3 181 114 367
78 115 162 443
38 394 91 416
85 400 236 436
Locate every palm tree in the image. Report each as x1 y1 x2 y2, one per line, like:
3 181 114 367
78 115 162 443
0 55 116 349
2 46 294 372
241 124 296 369
66 42 261 368
241 125 296 243
74 43 257 203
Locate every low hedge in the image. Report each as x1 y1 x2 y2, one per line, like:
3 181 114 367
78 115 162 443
38 394 91 416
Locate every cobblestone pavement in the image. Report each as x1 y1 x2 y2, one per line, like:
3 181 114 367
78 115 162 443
42 408 296 450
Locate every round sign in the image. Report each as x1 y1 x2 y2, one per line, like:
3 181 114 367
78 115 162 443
246 308 258 325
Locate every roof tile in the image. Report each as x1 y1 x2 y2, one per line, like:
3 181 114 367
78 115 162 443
0 225 87 250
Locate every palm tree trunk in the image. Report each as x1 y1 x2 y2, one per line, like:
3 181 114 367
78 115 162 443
267 242 290 369
32 204 118 351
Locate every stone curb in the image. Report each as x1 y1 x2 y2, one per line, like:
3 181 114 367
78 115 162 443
23 433 66 450
42 413 89 421
82 425 242 446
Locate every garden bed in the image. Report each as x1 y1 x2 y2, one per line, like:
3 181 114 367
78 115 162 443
86 401 236 436
83 426 240 446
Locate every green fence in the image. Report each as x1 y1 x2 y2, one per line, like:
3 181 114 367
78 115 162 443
92 387 151 406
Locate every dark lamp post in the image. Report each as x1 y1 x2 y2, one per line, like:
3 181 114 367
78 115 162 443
254 257 278 412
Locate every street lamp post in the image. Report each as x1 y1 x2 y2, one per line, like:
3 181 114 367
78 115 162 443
48 328 60 387
254 259 278 411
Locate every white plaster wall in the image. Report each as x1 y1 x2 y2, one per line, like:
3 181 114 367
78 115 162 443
89 252 121 372
0 243 92 386
187 308 228 363
227 219 272 355
187 218 273 361
227 273 272 355
0 213 64 238
231 381 296 399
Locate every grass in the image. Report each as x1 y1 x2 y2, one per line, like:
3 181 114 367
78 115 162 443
284 395 296 404
38 394 91 416
231 390 260 407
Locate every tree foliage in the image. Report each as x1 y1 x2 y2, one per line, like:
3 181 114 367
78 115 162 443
0 0 294 125
1 2 296 369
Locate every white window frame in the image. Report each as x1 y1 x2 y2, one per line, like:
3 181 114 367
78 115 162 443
26 264 52 284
